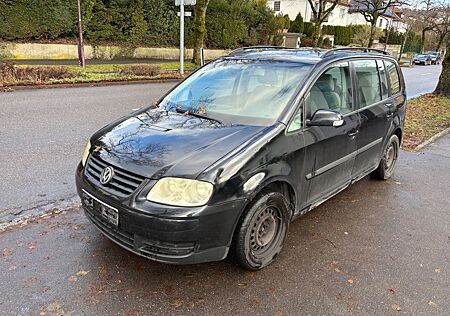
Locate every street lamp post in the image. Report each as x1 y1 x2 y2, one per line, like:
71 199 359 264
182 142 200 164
77 0 86 68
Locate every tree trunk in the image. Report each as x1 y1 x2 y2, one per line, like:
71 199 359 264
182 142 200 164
192 0 210 65
436 33 445 52
398 29 409 61
368 20 377 48
421 29 426 53
312 21 322 47
434 51 450 97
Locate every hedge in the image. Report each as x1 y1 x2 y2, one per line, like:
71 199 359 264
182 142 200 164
0 0 281 49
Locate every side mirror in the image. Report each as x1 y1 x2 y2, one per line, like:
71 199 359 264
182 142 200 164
306 109 344 127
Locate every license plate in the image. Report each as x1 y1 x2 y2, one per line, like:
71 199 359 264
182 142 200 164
82 190 119 226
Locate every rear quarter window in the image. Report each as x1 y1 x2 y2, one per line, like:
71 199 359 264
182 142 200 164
385 60 401 95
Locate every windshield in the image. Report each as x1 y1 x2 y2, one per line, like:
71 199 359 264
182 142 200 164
159 59 313 125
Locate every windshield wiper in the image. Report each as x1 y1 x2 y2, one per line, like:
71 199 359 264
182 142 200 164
175 108 222 125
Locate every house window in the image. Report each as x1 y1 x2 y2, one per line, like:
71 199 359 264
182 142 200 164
274 1 281 11
340 8 346 19
379 19 383 27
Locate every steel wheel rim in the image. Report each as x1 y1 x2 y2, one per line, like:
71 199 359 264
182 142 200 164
385 141 398 173
249 206 281 255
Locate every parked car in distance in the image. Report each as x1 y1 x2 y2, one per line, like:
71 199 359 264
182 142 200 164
76 46 407 270
413 54 433 65
425 51 441 64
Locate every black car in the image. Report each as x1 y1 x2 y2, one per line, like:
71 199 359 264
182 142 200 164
425 51 441 64
412 54 432 65
76 47 406 270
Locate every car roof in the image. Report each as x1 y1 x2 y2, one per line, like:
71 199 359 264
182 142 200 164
226 46 396 65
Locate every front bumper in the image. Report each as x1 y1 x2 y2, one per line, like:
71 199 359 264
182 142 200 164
75 163 247 264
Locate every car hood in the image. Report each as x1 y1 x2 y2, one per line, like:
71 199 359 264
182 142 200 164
92 108 267 180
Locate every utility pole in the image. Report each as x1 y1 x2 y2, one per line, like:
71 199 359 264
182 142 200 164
180 0 185 75
77 0 86 68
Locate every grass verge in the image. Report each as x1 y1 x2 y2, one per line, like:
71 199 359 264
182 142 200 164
0 62 197 87
403 93 450 150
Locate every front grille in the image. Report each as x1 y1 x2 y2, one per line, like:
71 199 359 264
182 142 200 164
85 155 145 197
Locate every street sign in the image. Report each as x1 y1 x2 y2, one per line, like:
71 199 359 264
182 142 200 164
175 0 196 5
177 11 192 17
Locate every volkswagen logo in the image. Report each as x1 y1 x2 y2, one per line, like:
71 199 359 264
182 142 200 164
100 166 114 185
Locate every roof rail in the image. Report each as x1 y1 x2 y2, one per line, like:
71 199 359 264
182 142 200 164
228 46 322 56
321 47 390 58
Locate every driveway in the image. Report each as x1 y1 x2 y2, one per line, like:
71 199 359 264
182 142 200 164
1 134 449 315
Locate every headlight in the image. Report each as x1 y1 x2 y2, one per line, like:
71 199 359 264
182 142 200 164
81 141 91 166
147 178 213 207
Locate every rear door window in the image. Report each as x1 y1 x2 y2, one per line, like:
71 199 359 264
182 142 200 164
385 60 401 95
353 60 382 108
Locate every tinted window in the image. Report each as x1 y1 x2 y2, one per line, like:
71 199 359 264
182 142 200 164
306 62 353 117
354 60 381 108
385 60 401 95
377 60 389 100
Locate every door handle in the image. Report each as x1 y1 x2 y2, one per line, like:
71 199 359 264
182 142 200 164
384 103 394 118
348 130 359 138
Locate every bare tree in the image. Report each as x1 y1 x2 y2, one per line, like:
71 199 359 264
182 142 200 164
350 0 405 47
433 2 450 51
307 0 339 47
413 0 438 52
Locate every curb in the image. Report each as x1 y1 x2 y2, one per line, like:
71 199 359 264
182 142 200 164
414 126 450 151
0 78 181 92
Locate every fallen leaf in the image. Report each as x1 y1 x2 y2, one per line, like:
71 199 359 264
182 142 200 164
347 279 353 284
388 288 396 294
428 300 437 307
76 270 89 277
334 267 342 273
344 232 349 235
434 268 441 273
68 275 78 283
9 265 17 271
246 271 254 277
164 286 174 296
238 282 248 288
391 304 401 311
172 298 183 308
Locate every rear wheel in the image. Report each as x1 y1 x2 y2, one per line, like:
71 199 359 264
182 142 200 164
231 190 290 270
371 134 400 180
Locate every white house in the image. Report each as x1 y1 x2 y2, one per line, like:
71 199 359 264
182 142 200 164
266 0 405 32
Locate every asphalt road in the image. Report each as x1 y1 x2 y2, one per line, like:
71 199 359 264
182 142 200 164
0 82 177 219
1 134 449 315
0 64 442 219
402 64 442 98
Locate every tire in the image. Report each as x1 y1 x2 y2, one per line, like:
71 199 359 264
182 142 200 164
231 190 290 270
371 134 400 180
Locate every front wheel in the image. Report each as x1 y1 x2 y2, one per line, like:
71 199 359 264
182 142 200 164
371 134 400 180
231 190 290 270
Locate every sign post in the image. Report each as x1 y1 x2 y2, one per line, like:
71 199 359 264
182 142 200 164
180 0 185 75
176 0 195 75
76 0 85 68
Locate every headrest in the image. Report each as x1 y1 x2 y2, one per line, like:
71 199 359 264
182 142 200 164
316 74 335 92
357 72 372 87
